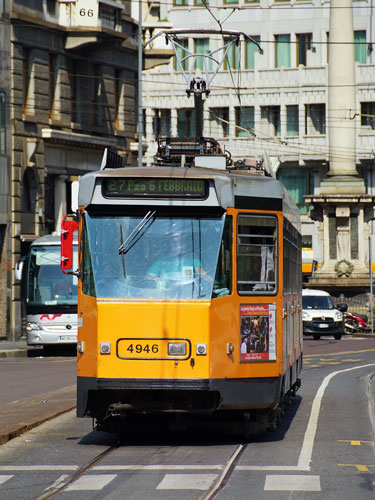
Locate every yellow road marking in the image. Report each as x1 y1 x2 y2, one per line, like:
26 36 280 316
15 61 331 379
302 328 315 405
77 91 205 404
304 349 375 359
356 465 369 472
338 464 371 472
338 440 375 446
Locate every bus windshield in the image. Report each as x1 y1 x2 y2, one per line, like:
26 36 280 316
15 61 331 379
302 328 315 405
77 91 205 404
83 212 226 300
26 245 78 306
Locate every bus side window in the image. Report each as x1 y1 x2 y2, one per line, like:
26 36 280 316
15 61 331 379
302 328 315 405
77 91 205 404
212 215 232 298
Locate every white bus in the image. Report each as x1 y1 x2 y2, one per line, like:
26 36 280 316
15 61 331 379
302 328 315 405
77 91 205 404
20 232 78 352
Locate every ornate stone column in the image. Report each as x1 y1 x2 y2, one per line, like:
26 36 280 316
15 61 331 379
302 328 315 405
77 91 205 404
305 0 375 291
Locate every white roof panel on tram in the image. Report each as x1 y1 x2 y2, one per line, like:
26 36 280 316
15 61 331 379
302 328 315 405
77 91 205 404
79 166 284 210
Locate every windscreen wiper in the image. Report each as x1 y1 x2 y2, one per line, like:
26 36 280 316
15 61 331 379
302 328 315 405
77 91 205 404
119 211 156 278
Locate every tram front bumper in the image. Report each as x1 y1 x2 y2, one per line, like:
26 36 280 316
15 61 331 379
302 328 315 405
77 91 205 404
77 376 283 418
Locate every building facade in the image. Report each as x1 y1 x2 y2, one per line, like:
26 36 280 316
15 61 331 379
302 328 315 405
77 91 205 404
8 0 139 339
0 0 11 338
142 0 375 293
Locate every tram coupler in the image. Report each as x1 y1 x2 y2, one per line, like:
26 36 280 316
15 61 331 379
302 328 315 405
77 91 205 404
108 403 134 417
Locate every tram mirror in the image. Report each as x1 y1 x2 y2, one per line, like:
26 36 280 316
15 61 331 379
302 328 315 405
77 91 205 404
61 215 78 274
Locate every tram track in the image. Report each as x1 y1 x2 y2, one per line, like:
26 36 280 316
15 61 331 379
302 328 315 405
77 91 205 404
33 441 121 500
33 435 246 500
200 443 246 500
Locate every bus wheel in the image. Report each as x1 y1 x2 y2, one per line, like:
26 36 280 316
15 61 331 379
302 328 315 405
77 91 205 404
313 334 320 340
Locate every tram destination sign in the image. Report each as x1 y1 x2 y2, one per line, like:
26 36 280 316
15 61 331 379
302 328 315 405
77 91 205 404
102 177 208 199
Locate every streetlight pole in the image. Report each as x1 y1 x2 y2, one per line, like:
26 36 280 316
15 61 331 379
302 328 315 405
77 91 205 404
370 234 374 334
138 0 143 167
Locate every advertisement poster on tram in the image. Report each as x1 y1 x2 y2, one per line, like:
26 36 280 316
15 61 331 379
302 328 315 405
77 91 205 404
240 304 276 361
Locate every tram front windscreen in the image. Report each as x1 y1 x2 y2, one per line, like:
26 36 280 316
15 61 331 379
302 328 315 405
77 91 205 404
82 212 229 300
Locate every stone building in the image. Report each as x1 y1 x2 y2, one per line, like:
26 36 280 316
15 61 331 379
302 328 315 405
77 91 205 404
141 0 375 294
0 0 11 338
7 0 139 339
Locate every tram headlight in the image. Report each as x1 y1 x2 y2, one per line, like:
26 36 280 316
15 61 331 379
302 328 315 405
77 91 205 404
100 342 111 355
168 342 186 356
196 343 207 355
26 322 40 331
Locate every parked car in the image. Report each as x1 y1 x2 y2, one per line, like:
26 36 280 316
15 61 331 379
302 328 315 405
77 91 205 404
302 289 344 340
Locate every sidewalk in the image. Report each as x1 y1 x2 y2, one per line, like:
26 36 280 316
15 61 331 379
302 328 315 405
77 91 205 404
0 339 76 445
0 339 29 359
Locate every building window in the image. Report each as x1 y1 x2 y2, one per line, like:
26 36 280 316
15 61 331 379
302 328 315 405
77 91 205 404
23 47 32 115
350 213 359 260
70 59 78 123
0 91 5 154
209 108 229 137
21 168 37 234
99 3 118 30
174 39 189 71
361 102 375 129
194 38 210 70
49 54 57 119
260 106 280 137
195 0 209 4
174 0 188 5
296 33 312 66
305 104 325 135
245 36 260 69
235 107 254 137
276 167 314 215
178 108 195 137
224 38 240 70
224 0 238 4
354 30 366 64
286 105 299 136
275 34 290 68
154 109 171 137
92 64 103 127
114 69 125 131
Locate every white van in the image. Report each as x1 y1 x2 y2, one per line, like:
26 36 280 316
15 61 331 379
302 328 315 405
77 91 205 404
302 289 344 340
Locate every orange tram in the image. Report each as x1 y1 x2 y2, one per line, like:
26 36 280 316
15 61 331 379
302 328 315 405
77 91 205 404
61 139 302 436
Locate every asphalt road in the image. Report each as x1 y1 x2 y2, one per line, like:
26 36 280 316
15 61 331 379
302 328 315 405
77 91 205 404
0 336 375 498
0 357 76 407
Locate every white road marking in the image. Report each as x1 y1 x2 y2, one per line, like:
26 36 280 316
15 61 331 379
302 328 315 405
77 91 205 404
65 474 117 491
94 465 223 471
0 475 13 485
297 363 375 471
264 475 321 491
1 364 374 480
0 466 78 471
44 474 70 492
237 363 375 472
156 473 218 490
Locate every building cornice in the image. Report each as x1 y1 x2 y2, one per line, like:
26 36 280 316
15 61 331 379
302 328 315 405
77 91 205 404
41 128 118 150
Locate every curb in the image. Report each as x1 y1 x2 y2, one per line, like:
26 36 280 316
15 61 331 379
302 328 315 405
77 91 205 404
0 386 76 445
0 349 28 359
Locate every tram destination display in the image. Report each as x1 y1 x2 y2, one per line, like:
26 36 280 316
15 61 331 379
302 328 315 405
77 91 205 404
102 178 208 199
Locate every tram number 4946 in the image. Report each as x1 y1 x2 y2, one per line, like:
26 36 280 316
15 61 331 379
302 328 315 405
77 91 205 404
127 344 159 354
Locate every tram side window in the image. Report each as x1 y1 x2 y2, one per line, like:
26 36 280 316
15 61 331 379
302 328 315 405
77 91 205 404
237 215 277 294
212 215 232 298
80 220 96 297
283 217 301 294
